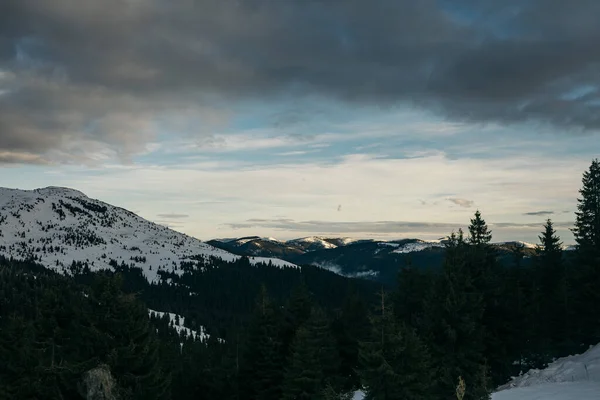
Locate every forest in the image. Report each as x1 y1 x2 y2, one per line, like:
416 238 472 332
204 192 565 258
0 159 599 399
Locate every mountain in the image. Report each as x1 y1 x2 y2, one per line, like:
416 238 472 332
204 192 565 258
207 236 304 258
207 235 546 285
0 186 295 282
207 235 363 257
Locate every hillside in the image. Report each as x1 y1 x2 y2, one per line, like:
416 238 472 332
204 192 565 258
493 343 600 399
0 186 295 282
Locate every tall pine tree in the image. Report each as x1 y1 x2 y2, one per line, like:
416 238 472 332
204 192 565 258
359 291 434 400
573 158 600 260
571 159 600 345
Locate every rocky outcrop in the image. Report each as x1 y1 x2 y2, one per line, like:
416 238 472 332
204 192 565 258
78 364 118 400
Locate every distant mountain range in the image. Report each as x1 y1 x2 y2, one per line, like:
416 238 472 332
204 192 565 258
0 186 575 287
207 235 563 284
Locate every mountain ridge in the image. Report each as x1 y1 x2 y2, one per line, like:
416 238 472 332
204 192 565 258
0 186 296 282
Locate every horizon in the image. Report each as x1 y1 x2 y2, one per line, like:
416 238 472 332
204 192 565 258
0 184 579 245
2 1 598 244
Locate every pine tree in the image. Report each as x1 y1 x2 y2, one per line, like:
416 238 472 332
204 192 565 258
422 230 491 399
536 219 563 265
90 274 171 400
573 158 600 260
394 261 432 331
240 286 285 400
282 307 341 400
333 287 371 392
571 159 600 346
281 326 322 400
534 219 574 358
359 291 434 400
468 211 492 246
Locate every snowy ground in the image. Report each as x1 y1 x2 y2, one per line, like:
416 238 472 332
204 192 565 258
492 343 600 400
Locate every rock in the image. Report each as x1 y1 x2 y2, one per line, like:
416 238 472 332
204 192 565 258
78 364 118 400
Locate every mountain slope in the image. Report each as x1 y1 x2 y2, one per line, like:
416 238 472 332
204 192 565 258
0 186 295 282
493 343 600 399
207 236 304 258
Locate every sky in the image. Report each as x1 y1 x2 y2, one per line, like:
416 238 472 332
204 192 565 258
1 0 599 243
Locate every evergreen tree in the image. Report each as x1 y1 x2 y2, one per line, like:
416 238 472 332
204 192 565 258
571 159 600 345
393 261 431 331
239 286 285 400
534 220 573 358
468 211 492 246
573 158 600 260
282 307 341 399
90 274 171 400
332 286 371 392
359 291 434 400
422 231 491 400
536 219 563 265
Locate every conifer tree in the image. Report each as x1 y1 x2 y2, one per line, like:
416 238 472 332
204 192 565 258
468 211 492 246
534 219 573 357
90 274 171 400
422 230 491 399
333 286 371 391
393 258 432 332
240 286 285 400
572 159 600 345
282 307 341 400
359 291 434 400
573 158 600 260
536 219 563 266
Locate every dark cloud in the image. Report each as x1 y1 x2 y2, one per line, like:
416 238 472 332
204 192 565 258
446 198 474 208
523 210 554 216
1 0 600 163
157 213 189 219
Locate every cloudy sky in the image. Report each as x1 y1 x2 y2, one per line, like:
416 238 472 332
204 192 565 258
1 0 599 243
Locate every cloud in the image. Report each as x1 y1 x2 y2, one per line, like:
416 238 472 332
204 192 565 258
446 197 475 208
157 213 189 219
224 218 575 236
523 210 554 216
1 0 600 163
226 218 462 234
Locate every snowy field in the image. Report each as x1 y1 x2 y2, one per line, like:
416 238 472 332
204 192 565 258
492 343 600 400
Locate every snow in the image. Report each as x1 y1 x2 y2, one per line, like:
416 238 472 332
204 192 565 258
392 240 444 254
352 390 365 400
493 343 600 400
0 187 297 283
494 241 538 249
287 236 338 250
492 382 600 400
148 309 209 342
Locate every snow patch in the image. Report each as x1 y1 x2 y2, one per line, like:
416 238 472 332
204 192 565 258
493 343 600 400
148 309 209 342
392 240 444 254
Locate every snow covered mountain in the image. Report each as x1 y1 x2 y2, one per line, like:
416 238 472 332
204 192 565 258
207 236 305 258
0 186 296 282
286 236 342 251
